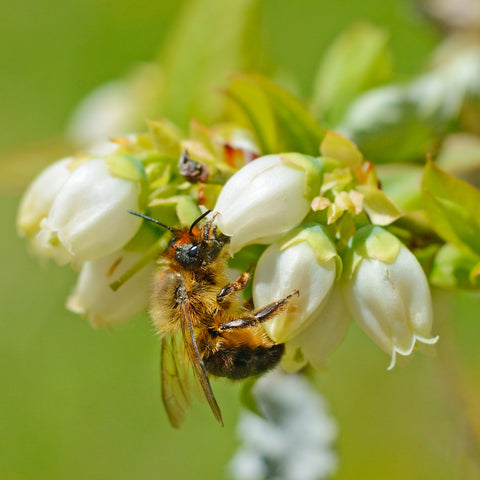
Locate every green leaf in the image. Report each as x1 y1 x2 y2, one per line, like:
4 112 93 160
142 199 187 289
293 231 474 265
279 223 337 265
422 160 480 256
105 154 147 182
430 244 480 290
280 153 323 199
356 185 403 226
147 119 183 158
343 226 401 279
156 0 263 128
239 377 263 417
320 130 363 169
312 21 392 125
175 196 202 227
225 74 326 155
224 75 277 153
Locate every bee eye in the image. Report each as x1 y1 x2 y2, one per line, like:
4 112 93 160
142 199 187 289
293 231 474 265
188 244 199 257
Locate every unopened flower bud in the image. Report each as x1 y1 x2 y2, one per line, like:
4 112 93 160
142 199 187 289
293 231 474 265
67 249 155 328
253 224 338 343
36 156 144 264
214 154 322 252
343 226 438 369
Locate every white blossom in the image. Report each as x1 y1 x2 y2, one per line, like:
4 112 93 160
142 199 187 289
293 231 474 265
67 63 162 146
35 157 143 264
17 157 72 238
253 225 337 343
282 286 350 372
214 153 322 252
343 226 438 369
67 249 155 328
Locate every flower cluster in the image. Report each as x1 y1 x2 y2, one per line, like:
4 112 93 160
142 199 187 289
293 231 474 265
18 120 438 367
214 132 438 369
17 125 259 327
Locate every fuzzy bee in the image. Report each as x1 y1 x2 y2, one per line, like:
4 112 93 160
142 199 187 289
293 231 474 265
129 210 298 428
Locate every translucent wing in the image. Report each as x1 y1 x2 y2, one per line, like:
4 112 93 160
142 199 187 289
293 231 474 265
160 296 223 428
160 334 193 429
179 298 224 426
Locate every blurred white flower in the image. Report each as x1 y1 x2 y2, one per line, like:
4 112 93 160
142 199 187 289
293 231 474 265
17 157 72 238
343 226 438 369
229 372 337 480
214 153 322 252
253 224 337 343
408 47 480 120
67 63 163 146
36 157 143 264
337 85 407 139
67 249 155 328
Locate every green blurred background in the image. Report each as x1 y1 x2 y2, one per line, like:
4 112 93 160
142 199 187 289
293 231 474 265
2 0 480 479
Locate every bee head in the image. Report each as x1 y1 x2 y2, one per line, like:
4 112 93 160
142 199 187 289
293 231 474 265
171 225 230 269
127 209 229 269
173 241 201 268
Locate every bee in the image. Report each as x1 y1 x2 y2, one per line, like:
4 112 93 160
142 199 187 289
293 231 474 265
129 210 298 428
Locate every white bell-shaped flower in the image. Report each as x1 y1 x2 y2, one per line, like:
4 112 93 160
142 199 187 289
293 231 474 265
67 249 155 328
214 153 322 252
17 157 72 238
343 226 438 369
282 287 350 372
253 224 338 343
36 156 143 264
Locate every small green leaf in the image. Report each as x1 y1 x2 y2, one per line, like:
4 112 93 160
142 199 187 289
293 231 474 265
356 185 403 226
344 226 401 279
312 21 392 125
110 233 170 292
430 243 480 290
280 153 323 200
175 196 202 227
225 74 326 155
279 223 337 264
105 154 147 182
239 377 263 417
147 119 183 158
320 130 363 168
250 74 326 155
123 217 166 252
225 75 278 153
422 160 480 256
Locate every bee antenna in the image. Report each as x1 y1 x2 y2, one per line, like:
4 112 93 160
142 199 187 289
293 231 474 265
128 210 176 233
189 209 212 235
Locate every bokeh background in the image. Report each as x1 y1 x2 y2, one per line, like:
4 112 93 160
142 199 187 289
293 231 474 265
1 0 480 478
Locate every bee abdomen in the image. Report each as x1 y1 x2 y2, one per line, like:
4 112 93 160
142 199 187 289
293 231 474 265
203 343 284 380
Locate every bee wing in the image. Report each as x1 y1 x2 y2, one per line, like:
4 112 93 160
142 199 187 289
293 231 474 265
160 334 193 429
178 298 224 426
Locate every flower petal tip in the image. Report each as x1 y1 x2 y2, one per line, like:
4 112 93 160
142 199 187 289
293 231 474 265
387 335 439 370
416 335 439 345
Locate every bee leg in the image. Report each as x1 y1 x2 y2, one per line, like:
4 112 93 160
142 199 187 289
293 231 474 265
216 265 253 305
219 290 299 331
